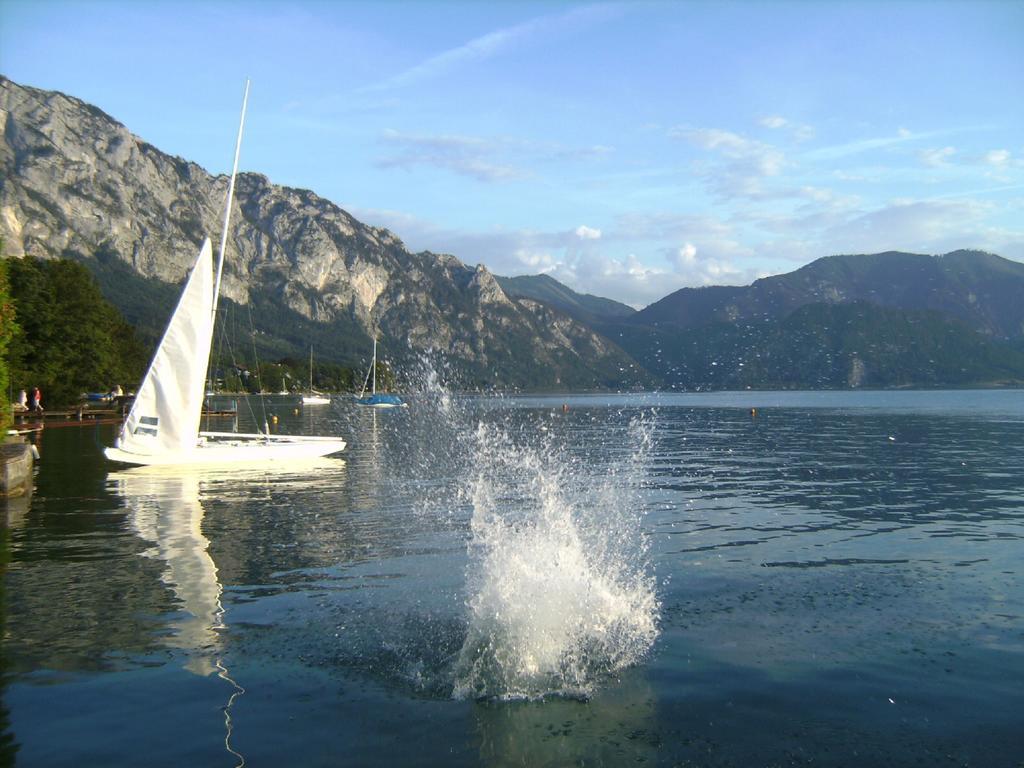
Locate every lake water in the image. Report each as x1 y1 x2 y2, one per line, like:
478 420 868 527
2 390 1022 766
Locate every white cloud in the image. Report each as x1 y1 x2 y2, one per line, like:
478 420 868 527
551 252 689 308
375 129 614 183
676 127 755 155
670 126 785 200
793 124 817 142
671 242 697 267
350 193 1024 310
984 149 1011 168
347 206 760 307
760 116 788 129
921 146 956 167
824 198 993 254
575 225 602 240
759 115 815 142
612 212 753 260
662 242 755 288
806 128 934 161
376 129 525 182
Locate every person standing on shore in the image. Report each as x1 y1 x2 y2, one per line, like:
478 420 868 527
29 387 43 413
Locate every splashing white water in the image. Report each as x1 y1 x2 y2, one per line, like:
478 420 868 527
454 414 659 700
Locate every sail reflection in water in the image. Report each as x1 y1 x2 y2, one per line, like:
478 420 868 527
115 472 224 676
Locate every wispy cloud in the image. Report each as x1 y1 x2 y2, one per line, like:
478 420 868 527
348 205 757 307
376 129 525 182
359 4 619 93
759 115 788 130
984 149 1012 168
375 129 613 183
759 115 815 142
670 126 785 200
823 198 995 254
920 146 956 167
804 127 940 161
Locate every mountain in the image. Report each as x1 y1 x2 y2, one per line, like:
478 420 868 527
3 74 1021 392
635 250 1024 339
495 274 636 325
600 250 1024 389
0 75 643 390
610 302 1024 390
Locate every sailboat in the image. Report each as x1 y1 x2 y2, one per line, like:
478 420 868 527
105 81 346 466
355 336 406 408
302 346 331 405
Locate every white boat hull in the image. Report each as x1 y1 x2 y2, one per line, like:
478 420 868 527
302 396 331 405
105 435 346 467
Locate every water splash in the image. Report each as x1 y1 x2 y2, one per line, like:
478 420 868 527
454 413 659 700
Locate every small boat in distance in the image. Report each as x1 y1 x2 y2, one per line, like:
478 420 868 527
104 81 345 466
302 346 331 405
355 337 406 408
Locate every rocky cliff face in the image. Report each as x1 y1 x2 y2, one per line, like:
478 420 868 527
0 76 639 388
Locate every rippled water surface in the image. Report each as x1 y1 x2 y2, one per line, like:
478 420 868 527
2 390 1022 766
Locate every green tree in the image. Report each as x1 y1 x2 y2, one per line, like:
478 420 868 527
7 257 147 407
0 256 17 432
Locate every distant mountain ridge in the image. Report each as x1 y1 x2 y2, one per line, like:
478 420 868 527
597 249 1024 389
635 250 1024 339
495 274 636 325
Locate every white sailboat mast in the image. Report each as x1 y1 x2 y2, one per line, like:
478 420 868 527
212 79 250 320
371 337 377 395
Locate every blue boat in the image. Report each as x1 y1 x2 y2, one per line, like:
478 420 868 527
355 337 407 409
355 393 406 408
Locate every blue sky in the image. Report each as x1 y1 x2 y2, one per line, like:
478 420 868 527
2 1 1022 307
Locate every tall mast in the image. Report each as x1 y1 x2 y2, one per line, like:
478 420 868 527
212 79 250 320
371 337 377 395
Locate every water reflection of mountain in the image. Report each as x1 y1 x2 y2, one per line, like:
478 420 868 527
3 489 170 675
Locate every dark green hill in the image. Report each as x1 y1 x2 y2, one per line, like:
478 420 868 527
495 274 636 325
607 301 1024 390
635 250 1024 339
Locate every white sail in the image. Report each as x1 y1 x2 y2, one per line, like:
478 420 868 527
115 240 215 457
302 345 330 405
106 81 346 466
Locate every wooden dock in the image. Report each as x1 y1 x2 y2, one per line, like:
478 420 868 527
12 406 238 428
14 407 123 426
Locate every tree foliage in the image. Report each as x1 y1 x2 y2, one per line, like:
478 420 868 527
0 256 17 431
6 257 148 407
